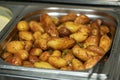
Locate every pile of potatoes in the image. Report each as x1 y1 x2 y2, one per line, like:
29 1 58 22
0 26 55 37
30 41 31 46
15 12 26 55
1 12 112 71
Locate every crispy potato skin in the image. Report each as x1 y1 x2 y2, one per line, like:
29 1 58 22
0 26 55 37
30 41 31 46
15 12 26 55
84 56 101 69
39 51 50 61
15 50 29 60
29 55 39 63
74 14 90 25
87 45 105 56
72 58 85 70
30 48 42 56
100 25 110 35
72 45 98 61
57 26 71 37
5 56 22 66
48 56 67 68
34 61 56 69
64 22 80 33
34 33 50 50
40 13 59 37
84 35 99 48
99 34 112 52
6 41 24 53
29 20 44 33
47 37 75 50
33 31 42 40
59 13 77 23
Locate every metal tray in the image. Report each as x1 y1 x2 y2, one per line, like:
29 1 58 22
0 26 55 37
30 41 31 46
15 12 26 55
0 4 120 80
0 4 25 40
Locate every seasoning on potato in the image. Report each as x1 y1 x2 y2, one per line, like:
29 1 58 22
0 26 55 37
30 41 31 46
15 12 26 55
1 12 114 71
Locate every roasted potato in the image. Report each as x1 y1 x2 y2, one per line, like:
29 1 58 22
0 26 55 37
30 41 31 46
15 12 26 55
99 34 112 52
71 58 84 70
100 25 110 35
29 20 44 33
48 56 67 68
23 61 34 67
84 35 99 48
29 55 39 63
5 55 22 66
33 31 42 40
34 61 56 69
39 51 50 61
34 39 48 50
51 16 59 25
70 31 88 42
63 52 74 64
57 26 71 37
40 13 59 37
74 14 90 25
60 66 72 71
17 20 29 31
6 41 24 53
64 22 80 33
87 45 105 56
72 45 98 61
59 13 77 23
91 19 101 36
51 50 62 57
19 31 34 41
22 41 32 51
84 56 101 69
2 12 114 71
2 52 12 59
15 50 29 60
47 37 75 50
30 48 42 56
